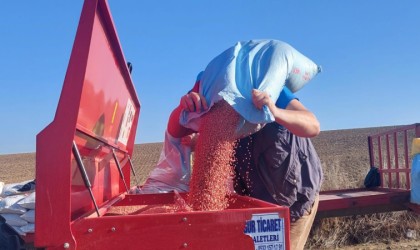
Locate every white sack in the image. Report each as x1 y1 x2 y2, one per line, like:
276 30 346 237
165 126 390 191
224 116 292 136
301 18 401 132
1 180 30 197
1 214 28 227
20 209 35 223
20 223 35 233
0 195 26 214
12 225 26 236
17 192 35 209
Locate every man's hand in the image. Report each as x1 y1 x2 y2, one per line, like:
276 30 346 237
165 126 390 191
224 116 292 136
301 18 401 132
251 89 320 138
181 92 208 112
252 89 275 110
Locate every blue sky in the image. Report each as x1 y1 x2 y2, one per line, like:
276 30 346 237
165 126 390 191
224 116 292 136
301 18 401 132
0 1 419 154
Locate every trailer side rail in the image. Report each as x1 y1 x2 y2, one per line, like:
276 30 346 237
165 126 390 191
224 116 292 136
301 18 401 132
318 123 419 219
368 123 420 190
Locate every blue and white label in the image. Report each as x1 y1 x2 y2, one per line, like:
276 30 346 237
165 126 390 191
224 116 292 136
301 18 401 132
244 213 285 250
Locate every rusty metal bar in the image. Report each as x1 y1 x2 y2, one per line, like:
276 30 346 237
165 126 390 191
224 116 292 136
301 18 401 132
368 136 375 168
379 168 410 174
367 124 419 190
378 136 385 187
393 132 400 188
386 134 392 188
127 154 140 186
369 124 417 137
404 130 411 189
112 149 129 193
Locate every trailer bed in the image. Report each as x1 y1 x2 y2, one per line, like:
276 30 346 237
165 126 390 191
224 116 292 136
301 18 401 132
317 188 410 219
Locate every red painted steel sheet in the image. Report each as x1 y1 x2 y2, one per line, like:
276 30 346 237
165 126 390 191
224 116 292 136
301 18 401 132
35 0 139 248
71 193 290 250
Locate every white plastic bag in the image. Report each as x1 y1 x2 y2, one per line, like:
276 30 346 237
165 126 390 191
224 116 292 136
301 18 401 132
20 209 35 223
181 39 321 129
20 223 35 233
0 195 27 214
1 180 33 197
140 130 191 193
17 192 35 209
0 182 4 196
12 225 26 236
1 213 28 226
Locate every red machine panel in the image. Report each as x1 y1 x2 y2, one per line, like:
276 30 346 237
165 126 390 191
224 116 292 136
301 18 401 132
35 0 139 248
34 0 290 249
71 193 290 250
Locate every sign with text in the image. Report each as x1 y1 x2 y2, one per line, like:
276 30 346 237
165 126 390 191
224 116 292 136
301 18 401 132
244 213 285 250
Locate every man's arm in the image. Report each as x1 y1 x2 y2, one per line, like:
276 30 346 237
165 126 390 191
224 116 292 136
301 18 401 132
252 89 320 138
167 105 196 138
167 90 208 138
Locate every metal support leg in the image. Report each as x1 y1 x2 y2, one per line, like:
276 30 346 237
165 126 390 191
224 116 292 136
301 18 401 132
112 149 129 192
127 154 140 186
72 141 100 217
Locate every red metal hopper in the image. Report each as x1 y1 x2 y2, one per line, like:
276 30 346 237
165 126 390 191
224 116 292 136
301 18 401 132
34 0 290 249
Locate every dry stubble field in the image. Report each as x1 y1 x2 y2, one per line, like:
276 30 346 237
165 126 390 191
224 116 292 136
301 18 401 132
1 125 420 249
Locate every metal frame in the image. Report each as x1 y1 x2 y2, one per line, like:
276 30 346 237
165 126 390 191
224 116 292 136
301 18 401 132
35 0 140 248
368 123 420 190
318 124 419 219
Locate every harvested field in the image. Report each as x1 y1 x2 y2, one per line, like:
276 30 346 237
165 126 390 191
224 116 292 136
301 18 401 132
1 125 420 249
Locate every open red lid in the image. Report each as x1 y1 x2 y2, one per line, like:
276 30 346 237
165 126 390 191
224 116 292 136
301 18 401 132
35 0 140 246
